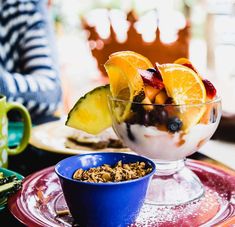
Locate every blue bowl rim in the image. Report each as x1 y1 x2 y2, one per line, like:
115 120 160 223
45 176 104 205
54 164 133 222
55 152 156 186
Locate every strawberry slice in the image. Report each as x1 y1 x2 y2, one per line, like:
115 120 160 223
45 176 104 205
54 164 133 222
202 79 217 99
154 63 164 81
138 68 164 89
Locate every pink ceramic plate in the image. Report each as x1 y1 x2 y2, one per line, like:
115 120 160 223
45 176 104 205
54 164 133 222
8 160 235 227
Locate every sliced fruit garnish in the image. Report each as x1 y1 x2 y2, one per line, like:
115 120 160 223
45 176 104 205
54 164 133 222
159 64 206 104
158 64 207 131
147 67 163 82
202 79 217 99
175 58 217 100
111 51 153 70
104 51 153 121
141 96 154 111
138 69 164 89
174 58 198 74
154 90 168 104
145 85 161 101
66 85 112 135
105 56 144 101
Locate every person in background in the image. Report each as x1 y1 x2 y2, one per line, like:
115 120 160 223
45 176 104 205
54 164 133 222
0 0 62 123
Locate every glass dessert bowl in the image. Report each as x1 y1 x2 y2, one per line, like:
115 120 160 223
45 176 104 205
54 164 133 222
108 96 222 206
66 51 222 207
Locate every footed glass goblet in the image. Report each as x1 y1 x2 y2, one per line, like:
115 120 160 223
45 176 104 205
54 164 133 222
108 97 222 206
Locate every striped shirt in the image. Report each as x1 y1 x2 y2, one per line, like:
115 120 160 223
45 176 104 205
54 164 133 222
0 0 62 121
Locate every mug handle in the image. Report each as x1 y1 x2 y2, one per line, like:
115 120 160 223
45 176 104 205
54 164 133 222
6 102 32 155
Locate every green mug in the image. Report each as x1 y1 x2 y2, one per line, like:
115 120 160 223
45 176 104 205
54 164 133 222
0 95 31 168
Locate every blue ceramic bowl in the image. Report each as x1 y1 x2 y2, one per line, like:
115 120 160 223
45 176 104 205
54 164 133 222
55 152 156 227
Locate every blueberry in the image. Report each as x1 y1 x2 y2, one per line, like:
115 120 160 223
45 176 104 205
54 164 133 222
147 68 158 73
131 102 144 113
165 97 173 104
149 108 168 124
167 117 183 133
143 112 150 126
133 90 145 103
131 91 145 112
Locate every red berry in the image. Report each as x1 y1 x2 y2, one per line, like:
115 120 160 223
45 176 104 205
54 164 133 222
147 67 163 81
138 69 164 89
182 63 198 74
202 79 216 99
155 63 164 81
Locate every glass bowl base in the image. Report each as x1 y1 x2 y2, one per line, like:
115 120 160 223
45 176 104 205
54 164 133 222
145 159 205 206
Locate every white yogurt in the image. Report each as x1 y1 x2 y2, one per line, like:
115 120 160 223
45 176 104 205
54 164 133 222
114 120 220 161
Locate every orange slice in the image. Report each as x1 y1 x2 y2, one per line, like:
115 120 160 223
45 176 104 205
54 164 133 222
158 64 206 131
105 51 153 100
174 58 193 65
111 51 153 70
174 58 198 74
105 56 144 100
104 51 153 121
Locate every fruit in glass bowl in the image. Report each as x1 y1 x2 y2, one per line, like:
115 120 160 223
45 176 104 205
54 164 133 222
66 51 221 206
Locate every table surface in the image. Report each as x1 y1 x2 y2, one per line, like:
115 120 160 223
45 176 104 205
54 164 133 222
1 143 230 227
2 111 235 226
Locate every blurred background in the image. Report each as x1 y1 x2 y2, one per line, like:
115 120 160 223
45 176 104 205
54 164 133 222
46 0 235 117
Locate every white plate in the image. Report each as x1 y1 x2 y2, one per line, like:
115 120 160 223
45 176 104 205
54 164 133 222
29 120 131 155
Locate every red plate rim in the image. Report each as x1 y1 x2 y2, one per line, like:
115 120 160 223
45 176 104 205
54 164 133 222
8 159 235 227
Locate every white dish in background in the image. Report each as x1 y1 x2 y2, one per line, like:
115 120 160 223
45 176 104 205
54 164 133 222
29 120 130 155
199 140 235 170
